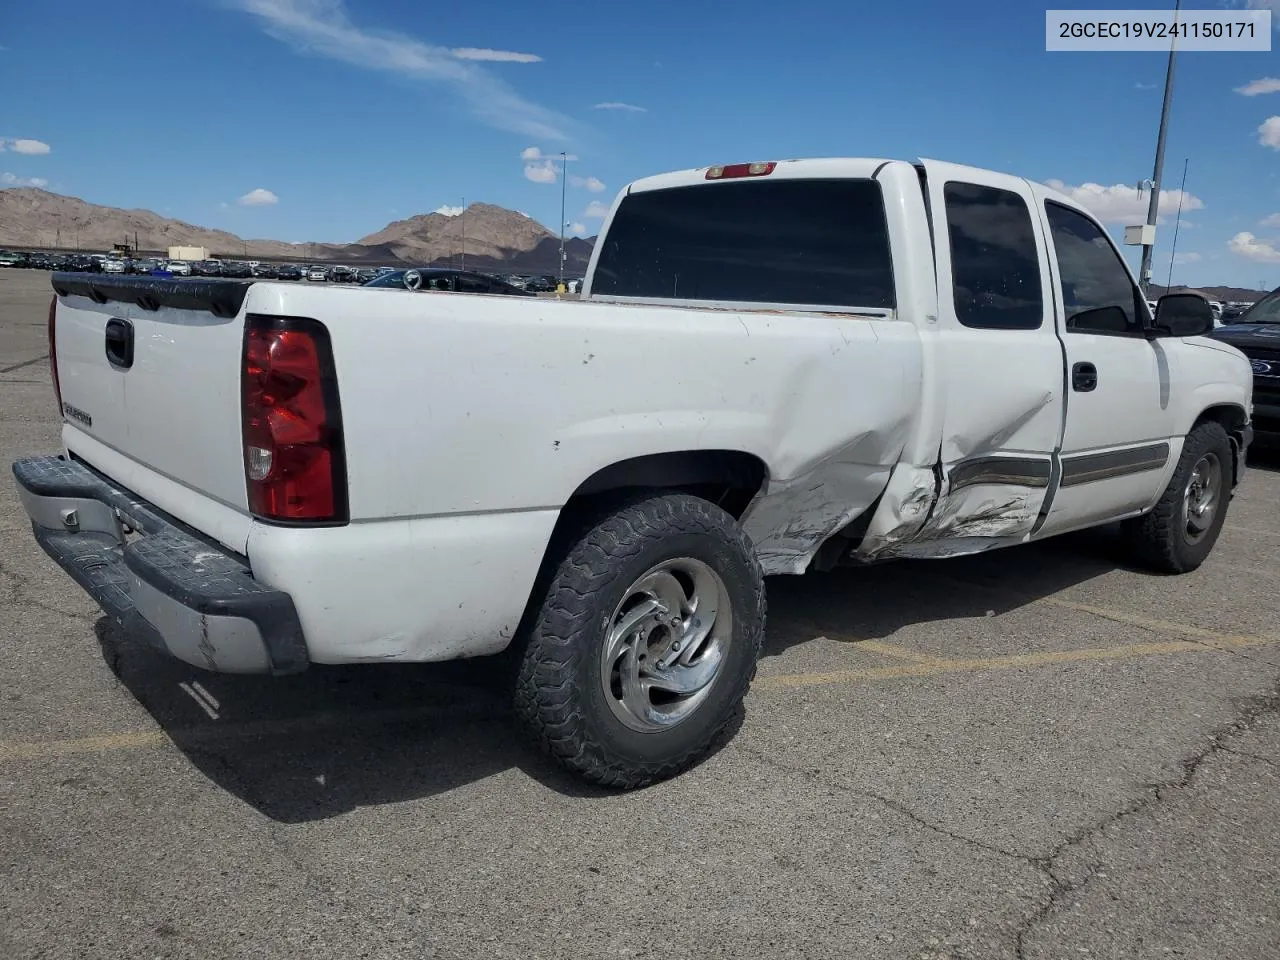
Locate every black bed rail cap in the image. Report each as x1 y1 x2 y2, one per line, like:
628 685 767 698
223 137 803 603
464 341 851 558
50 272 253 319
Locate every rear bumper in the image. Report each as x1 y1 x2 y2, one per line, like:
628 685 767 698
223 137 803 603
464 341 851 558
12 456 308 675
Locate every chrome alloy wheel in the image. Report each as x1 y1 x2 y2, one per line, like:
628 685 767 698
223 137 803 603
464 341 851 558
1181 451 1222 545
600 558 733 733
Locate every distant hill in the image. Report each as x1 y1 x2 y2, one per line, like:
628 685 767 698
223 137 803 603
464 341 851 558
0 187 596 273
0 187 321 259
1150 284 1269 302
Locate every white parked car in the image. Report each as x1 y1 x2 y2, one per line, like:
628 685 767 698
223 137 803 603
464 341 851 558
307 265 328 281
101 258 126 274
166 260 192 276
18 157 1254 788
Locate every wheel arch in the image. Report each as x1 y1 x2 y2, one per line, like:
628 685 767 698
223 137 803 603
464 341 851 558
508 450 770 654
1192 403 1250 488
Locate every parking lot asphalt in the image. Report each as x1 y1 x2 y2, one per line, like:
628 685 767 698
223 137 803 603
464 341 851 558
1 267 1278 960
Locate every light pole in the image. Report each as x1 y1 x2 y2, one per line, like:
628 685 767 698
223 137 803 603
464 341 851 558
558 151 567 289
1138 0 1181 298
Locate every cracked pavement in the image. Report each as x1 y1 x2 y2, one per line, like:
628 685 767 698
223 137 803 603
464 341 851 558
1 268 1279 959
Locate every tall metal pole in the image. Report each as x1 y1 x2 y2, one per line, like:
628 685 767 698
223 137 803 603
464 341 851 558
559 151 567 287
460 197 466 272
1139 0 1180 297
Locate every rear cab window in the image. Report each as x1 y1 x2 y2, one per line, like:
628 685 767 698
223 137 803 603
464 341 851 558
942 182 1044 330
590 178 896 310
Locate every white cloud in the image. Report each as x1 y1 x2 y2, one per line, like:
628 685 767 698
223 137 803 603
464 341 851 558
583 200 610 218
1236 77 1280 96
594 102 646 112
517 210 530 218
1258 116 1280 149
0 172 48 187
0 138 51 155
238 188 279 206
230 0 568 140
1173 252 1203 264
1135 82 1158 90
434 204 463 216
521 146 577 162
219 201 230 210
521 146 579 184
1261 213 1280 227
570 222 586 236
1222 1 1280 29
1229 231 1280 263
1044 178 1205 224
524 160 558 184
450 47 541 62
570 175 606 192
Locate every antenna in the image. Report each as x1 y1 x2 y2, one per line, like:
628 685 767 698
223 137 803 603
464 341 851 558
1165 158 1189 291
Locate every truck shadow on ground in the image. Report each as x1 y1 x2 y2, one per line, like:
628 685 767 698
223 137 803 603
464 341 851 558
92 523 1183 823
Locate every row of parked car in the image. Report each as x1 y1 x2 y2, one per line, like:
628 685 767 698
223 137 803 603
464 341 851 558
0 249 585 292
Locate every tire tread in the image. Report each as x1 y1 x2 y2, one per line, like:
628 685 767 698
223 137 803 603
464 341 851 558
512 492 766 789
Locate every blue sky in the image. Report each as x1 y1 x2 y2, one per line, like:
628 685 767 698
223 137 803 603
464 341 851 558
2 0 1278 288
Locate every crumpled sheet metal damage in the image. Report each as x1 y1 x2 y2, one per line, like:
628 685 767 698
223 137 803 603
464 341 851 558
859 483 1035 561
742 461 893 575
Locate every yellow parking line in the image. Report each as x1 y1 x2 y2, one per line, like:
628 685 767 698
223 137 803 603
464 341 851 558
3 585 1275 763
0 730 166 761
752 636 1260 691
1035 596 1274 649
852 639 955 665
1225 524 1280 539
919 571 1280 650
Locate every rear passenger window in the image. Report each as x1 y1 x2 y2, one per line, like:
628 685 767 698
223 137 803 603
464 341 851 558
590 178 896 309
944 182 1044 330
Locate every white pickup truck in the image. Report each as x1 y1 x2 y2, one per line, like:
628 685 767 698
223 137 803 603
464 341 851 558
14 157 1254 788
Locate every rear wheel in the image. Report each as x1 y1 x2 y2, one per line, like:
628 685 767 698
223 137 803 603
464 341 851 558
1120 421 1233 574
513 493 766 789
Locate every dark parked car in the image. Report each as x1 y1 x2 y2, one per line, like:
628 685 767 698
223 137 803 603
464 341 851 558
252 263 279 279
220 261 252 278
130 258 162 275
363 267 535 297
1210 286 1280 448
521 275 557 293
275 264 302 281
1221 302 1253 323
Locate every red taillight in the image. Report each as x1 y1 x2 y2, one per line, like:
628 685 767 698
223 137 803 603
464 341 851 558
48 295 63 414
241 315 347 524
705 161 776 180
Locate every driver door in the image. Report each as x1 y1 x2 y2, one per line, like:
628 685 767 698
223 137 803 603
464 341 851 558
1033 195 1179 537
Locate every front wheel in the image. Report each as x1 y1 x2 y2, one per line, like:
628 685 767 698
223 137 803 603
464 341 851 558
1120 421 1234 574
512 493 766 789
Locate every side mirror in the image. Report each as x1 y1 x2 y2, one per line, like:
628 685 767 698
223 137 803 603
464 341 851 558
1153 293 1214 337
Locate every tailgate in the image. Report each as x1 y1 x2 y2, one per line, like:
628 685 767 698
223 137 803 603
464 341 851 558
50 273 253 532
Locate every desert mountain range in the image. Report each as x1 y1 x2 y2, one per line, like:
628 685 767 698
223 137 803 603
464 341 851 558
0 187 596 274
0 187 1269 299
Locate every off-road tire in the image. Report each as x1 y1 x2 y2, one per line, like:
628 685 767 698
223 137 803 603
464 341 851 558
512 492 766 789
1120 420 1234 574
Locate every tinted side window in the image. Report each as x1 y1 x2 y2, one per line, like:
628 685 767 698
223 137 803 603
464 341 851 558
1045 201 1144 336
457 275 488 293
591 179 895 309
943 182 1044 330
